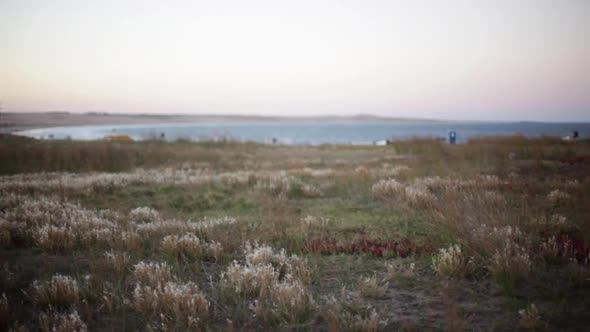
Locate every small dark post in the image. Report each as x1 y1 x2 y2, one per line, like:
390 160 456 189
449 131 457 144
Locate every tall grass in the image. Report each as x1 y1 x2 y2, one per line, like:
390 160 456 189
0 135 258 174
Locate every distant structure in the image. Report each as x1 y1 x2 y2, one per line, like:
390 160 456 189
374 139 391 146
104 135 134 142
448 131 457 144
562 130 580 142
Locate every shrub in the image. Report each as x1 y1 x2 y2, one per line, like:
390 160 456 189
489 240 531 292
325 288 386 332
129 207 160 224
546 189 570 205
38 310 87 332
0 219 11 247
78 227 114 247
32 225 76 252
532 215 568 236
220 243 316 326
255 175 322 198
133 281 209 328
385 261 415 280
192 216 237 232
132 262 172 286
113 231 142 250
134 219 188 237
402 185 436 206
358 274 388 299
565 256 590 286
432 244 474 279
252 278 317 325
221 262 278 299
161 233 223 261
104 251 130 274
371 179 404 201
372 178 436 206
243 242 312 284
0 264 15 291
32 274 80 308
0 293 8 331
301 215 331 227
1 195 117 251
540 236 576 264
518 304 540 330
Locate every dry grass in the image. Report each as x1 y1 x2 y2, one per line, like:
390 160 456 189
104 251 130 274
243 242 312 284
220 262 279 299
112 231 142 250
519 304 541 330
0 220 11 247
432 244 474 279
129 207 161 224
564 257 590 286
32 225 76 252
133 281 209 329
38 309 87 332
489 240 532 285
0 293 8 331
219 243 316 325
161 233 223 262
358 274 388 299
0 135 246 175
385 261 415 280
325 288 386 332
132 262 172 286
31 274 80 308
0 265 14 292
252 279 317 325
1 136 589 330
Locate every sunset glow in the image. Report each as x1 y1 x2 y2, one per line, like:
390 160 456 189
1 0 589 121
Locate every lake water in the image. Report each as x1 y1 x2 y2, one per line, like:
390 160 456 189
15 121 590 145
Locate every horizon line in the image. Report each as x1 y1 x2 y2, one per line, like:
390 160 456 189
3 110 590 124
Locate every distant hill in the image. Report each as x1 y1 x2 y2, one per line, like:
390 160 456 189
1 112 440 133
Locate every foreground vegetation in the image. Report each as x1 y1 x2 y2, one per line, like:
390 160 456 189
1 135 589 330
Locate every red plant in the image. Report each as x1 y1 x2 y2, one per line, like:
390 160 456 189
303 237 432 258
554 233 590 261
559 155 590 165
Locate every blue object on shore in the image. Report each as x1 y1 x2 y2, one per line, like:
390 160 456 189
449 131 457 144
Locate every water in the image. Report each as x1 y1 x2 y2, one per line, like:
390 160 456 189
15 121 590 145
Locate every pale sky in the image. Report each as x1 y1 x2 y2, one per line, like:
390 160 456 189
1 0 589 121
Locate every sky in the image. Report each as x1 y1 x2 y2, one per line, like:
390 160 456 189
0 0 589 121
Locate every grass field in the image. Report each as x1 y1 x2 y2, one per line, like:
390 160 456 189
1 134 589 331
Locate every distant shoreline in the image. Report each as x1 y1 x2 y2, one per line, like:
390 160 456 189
2 112 588 137
0 112 442 134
